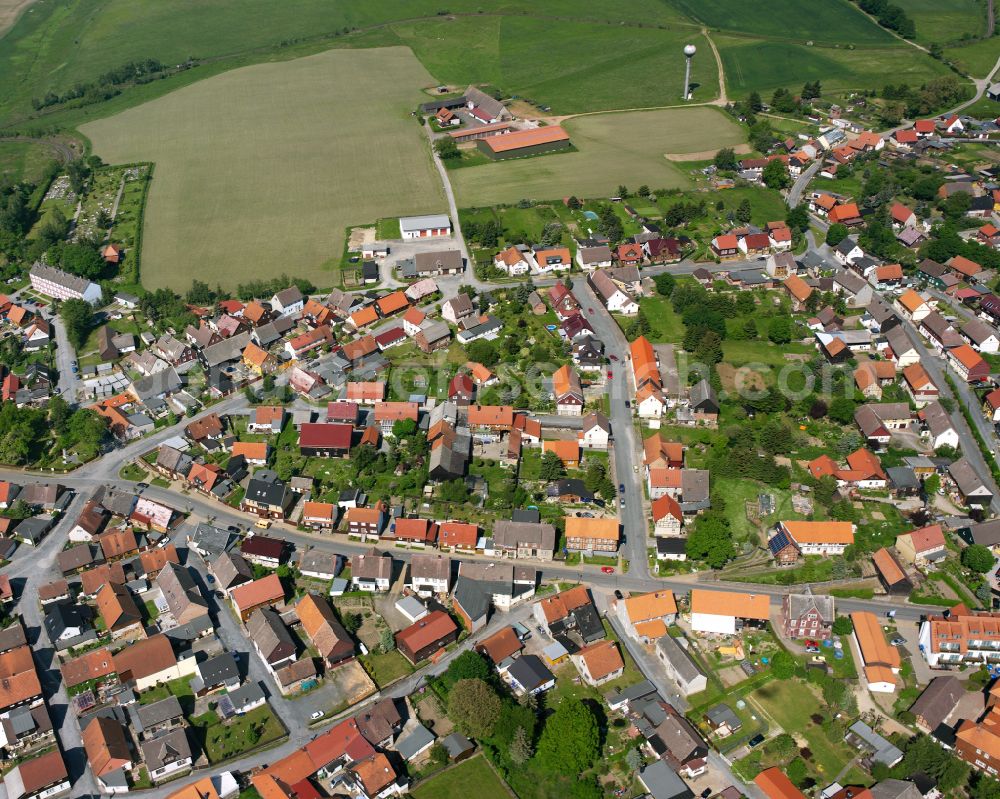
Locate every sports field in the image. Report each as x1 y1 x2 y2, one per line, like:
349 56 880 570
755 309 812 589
667 0 894 44
717 36 955 96
81 47 445 292
450 106 746 206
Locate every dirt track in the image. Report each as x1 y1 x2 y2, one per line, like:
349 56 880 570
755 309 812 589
0 0 34 39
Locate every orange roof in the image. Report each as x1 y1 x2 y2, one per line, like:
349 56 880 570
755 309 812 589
394 517 437 542
377 291 409 316
623 591 677 623
302 501 336 521
902 362 935 391
783 275 813 302
346 381 385 402
634 619 668 639
352 753 397 796
483 125 569 153
630 335 661 388
231 441 268 461
564 516 619 542
781 521 854 545
957 718 1000 762
466 361 495 384
691 589 769 620
872 547 907 585
897 289 926 313
828 202 861 223
476 626 523 664
808 454 838 479
533 246 571 265
542 439 580 464
949 255 982 277
439 522 478 548
951 343 986 370
467 404 514 428
552 364 581 397
165 778 224 799
845 448 885 479
496 246 527 267
230 573 284 613
851 610 901 670
713 233 738 250
242 342 272 368
350 306 379 328
402 306 425 326
648 468 683 489
890 203 914 225
898 524 945 554
651 494 682 522
576 639 624 680
755 768 807 799
538 585 592 624
875 264 903 281
374 401 419 422
814 194 838 211
643 434 683 466
254 405 285 426
112 634 176 682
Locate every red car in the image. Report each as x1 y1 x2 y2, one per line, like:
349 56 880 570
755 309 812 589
607 371 613 379
601 566 615 574
609 354 619 361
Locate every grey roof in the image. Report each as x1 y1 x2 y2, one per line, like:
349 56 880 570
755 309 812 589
834 269 868 295
29 262 98 295
909 676 962 730
887 466 920 491
922 401 955 440
604 679 658 707
464 86 507 118
156 562 208 621
784 593 834 623
492 520 556 552
409 553 451 584
866 297 897 325
507 654 553 691
870 781 923 799
440 732 473 758
246 608 294 662
413 249 463 274
706 704 742 730
639 760 695 799
655 634 704 686
445 293 473 317
197 652 239 687
848 720 903 765
273 286 304 307
134 695 184 732
202 332 251 368
884 325 916 359
962 317 997 346
211 551 253 589
836 237 861 256
131 367 182 402
395 724 436 760
689 378 718 411
351 549 393 581
578 245 613 265
970 518 1000 547
949 456 990 497
681 469 710 504
140 727 191 772
226 680 265 710
399 214 451 233
188 523 233 559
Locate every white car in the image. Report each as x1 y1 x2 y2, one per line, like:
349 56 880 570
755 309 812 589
310 711 324 720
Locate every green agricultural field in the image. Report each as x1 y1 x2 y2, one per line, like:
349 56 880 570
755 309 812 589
904 0 987 45
0 0 692 128
666 0 894 44
451 106 746 206
81 47 446 292
717 36 954 97
946 35 1000 77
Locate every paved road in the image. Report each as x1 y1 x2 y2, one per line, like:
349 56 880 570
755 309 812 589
49 315 80 403
788 161 822 208
571 279 651 579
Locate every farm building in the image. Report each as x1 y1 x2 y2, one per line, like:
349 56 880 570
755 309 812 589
477 127 571 160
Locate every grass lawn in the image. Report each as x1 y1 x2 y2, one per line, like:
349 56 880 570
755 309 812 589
190 705 285 764
903 0 987 44
945 35 1000 77
748 679 857 780
639 296 685 344
451 106 745 206
359 650 413 688
118 462 148 482
82 47 446 292
721 338 812 367
0 139 58 185
411 755 511 799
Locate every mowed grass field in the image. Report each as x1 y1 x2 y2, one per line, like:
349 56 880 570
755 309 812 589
450 106 745 206
0 139 56 184
717 36 954 96
81 47 445 292
666 0 894 44
946 35 1000 77
410 756 511 799
904 0 987 44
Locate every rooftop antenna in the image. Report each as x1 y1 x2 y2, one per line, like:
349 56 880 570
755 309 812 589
683 44 697 100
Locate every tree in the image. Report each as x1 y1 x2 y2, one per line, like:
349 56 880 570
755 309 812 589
434 138 460 160
826 223 849 247
713 147 739 171
567 196 581 210
654 273 676 297
735 198 752 224
378 627 395 653
747 91 763 113
762 159 791 189
56 243 105 278
442 651 491 689
694 330 723 367
742 316 758 339
447 679 502 739
625 748 643 772
637 184 650 197
510 726 533 764
786 758 808 787
963 544 994 574
770 650 796 679
428 743 449 767
59 298 95 349
786 204 809 232
828 396 856 425
627 308 651 339
686 513 735 567
923 473 941 496
540 450 565 481
765 733 797 763
342 612 362 635
616 185 629 199
536 697 600 775
465 339 499 367
767 316 793 345
438 479 469 504
392 418 418 438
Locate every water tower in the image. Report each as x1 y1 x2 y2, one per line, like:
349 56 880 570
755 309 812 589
682 44 696 100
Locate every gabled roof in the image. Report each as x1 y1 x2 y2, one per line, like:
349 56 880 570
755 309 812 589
691 589 768 619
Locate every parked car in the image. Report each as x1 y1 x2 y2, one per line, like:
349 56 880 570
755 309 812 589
601 566 615 574
609 354 619 361
890 636 906 646
607 370 613 379
310 711 324 720
614 590 624 600
748 734 765 748
136 482 149 491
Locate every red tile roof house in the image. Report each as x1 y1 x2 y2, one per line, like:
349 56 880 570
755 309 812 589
948 344 990 383
710 233 739 260
388 517 438 548
230 573 285 621
738 232 772 256
438 522 478 552
395 610 459 665
616 243 643 266
299 422 353 458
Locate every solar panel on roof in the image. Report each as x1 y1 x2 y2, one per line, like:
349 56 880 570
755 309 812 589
768 530 794 556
